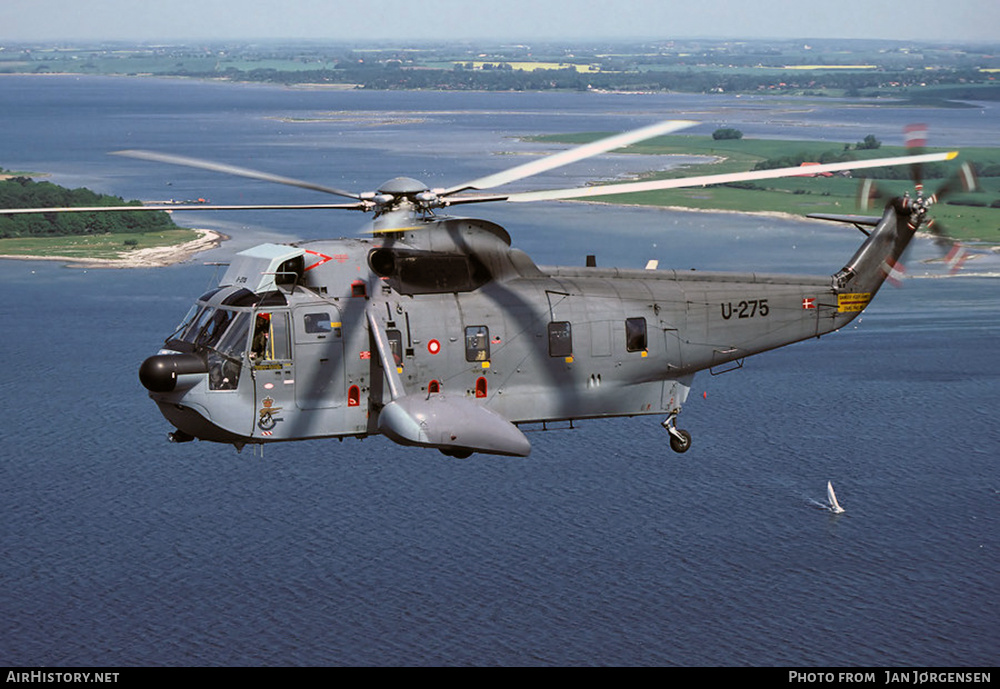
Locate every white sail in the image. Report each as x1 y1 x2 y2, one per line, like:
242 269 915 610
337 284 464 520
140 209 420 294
827 481 845 514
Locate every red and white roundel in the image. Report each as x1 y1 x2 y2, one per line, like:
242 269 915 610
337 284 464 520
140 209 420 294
427 339 441 355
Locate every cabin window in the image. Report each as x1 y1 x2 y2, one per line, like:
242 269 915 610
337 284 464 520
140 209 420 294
386 329 403 367
465 326 490 362
304 312 340 337
547 321 573 357
625 317 647 352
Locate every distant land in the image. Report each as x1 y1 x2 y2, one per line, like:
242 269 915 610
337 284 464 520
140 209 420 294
3 127 997 268
530 131 1000 243
2 38 999 102
2 39 998 263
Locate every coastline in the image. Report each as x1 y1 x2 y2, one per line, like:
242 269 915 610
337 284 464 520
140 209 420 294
0 228 226 269
572 197 806 222
570 199 1000 250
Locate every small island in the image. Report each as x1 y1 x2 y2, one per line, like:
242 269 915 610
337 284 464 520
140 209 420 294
0 171 225 267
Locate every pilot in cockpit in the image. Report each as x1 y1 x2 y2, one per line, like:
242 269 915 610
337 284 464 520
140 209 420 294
250 313 271 360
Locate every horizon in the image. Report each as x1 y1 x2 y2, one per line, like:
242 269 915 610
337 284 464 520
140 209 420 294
2 0 999 45
3 36 1000 49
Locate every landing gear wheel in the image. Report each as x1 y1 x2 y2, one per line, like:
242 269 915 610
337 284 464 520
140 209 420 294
669 429 692 454
662 412 692 454
440 448 473 459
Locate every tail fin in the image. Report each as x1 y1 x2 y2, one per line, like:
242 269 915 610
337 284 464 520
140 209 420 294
832 197 920 299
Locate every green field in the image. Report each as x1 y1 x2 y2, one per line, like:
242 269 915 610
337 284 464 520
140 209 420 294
0 228 201 260
532 132 1000 243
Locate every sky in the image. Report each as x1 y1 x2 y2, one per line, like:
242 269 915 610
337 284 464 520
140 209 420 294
1 0 998 44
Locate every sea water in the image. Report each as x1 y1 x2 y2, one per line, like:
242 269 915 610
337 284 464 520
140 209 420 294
0 76 996 666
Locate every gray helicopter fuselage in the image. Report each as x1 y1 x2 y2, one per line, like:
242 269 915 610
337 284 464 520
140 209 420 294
0 119 952 457
140 203 908 456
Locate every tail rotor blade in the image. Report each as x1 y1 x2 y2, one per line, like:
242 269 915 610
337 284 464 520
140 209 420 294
924 159 979 275
856 177 883 212
924 218 970 274
943 241 971 274
925 218 951 250
930 161 979 203
882 256 907 288
905 123 929 191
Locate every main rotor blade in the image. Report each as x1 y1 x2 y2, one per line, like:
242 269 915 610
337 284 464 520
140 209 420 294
112 150 364 201
501 151 959 203
440 119 697 195
0 203 369 214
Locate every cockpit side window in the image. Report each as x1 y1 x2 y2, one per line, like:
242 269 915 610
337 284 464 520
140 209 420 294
251 311 291 361
270 312 291 360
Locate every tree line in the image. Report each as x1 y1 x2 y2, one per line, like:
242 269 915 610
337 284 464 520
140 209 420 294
184 63 1000 98
0 176 178 238
751 147 1000 183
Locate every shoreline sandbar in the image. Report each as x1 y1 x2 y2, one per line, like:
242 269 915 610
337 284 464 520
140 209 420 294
0 229 226 269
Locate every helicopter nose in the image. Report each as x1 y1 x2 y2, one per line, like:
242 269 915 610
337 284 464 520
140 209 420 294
139 353 208 393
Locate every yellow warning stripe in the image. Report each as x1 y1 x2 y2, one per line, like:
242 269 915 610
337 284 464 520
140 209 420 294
837 293 871 313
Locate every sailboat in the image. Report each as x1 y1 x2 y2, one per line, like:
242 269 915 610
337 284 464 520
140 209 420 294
827 481 846 514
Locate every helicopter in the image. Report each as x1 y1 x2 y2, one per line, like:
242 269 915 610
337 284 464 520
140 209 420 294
1 120 969 458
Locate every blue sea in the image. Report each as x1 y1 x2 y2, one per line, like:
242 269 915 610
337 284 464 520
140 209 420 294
0 76 997 667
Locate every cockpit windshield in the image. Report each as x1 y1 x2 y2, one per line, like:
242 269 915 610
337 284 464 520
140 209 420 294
206 312 251 391
168 304 200 344
171 306 238 351
215 312 251 360
166 305 254 391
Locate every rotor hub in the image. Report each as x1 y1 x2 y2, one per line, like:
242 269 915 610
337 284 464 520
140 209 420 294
377 176 429 196
372 177 443 215
902 189 933 224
